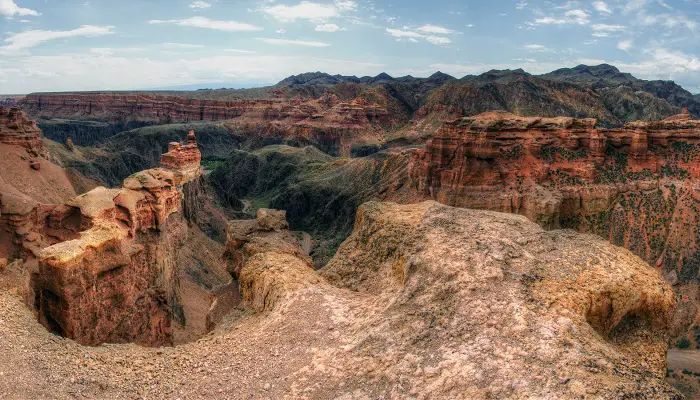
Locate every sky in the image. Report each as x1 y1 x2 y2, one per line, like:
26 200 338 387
1 0 700 93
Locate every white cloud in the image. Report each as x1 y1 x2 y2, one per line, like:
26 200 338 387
276 28 286 34
523 44 554 52
263 1 354 22
643 13 698 32
591 23 626 32
335 1 357 11
189 1 211 9
532 17 569 25
316 23 342 32
531 9 590 26
0 25 115 55
592 1 612 15
162 42 205 49
565 9 590 21
386 28 422 39
424 36 451 45
0 0 39 17
256 38 330 47
223 49 256 54
516 1 528 10
386 26 454 45
90 47 147 55
416 24 458 34
617 39 633 51
656 0 673 10
622 0 698 33
646 48 700 72
149 17 262 32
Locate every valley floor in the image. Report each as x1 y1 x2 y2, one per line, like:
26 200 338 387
668 350 700 399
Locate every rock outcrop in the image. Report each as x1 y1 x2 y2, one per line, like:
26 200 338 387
206 208 307 331
0 107 45 153
310 201 678 398
0 109 78 263
410 110 700 344
30 132 205 346
0 200 682 398
159 130 202 185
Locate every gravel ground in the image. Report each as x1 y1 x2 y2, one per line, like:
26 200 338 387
0 287 339 399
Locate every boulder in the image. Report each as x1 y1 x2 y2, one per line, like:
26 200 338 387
256 208 289 231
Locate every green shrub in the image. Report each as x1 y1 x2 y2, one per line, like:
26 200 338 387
678 336 691 349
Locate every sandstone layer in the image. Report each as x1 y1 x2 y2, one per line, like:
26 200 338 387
0 106 45 152
410 109 700 345
0 201 681 398
22 91 400 157
0 108 78 263
21 131 205 346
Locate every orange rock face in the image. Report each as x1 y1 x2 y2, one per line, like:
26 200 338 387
411 110 700 220
31 132 204 346
159 130 202 185
0 110 77 262
410 110 700 343
0 107 43 151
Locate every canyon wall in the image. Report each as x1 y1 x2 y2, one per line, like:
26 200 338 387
26 131 204 346
0 107 78 262
22 92 400 157
410 109 700 344
0 106 47 156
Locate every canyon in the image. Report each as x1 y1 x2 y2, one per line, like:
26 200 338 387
21 90 399 157
3 64 700 398
0 196 684 398
19 65 700 158
1 112 231 346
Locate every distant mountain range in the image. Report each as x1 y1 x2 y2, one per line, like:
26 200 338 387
269 64 699 126
22 64 700 128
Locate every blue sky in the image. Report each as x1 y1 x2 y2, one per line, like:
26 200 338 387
1 0 700 93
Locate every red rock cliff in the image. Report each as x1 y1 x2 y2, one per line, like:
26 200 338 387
410 109 700 344
21 91 401 156
32 132 204 346
0 106 46 156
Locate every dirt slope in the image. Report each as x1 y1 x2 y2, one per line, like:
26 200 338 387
0 201 681 399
